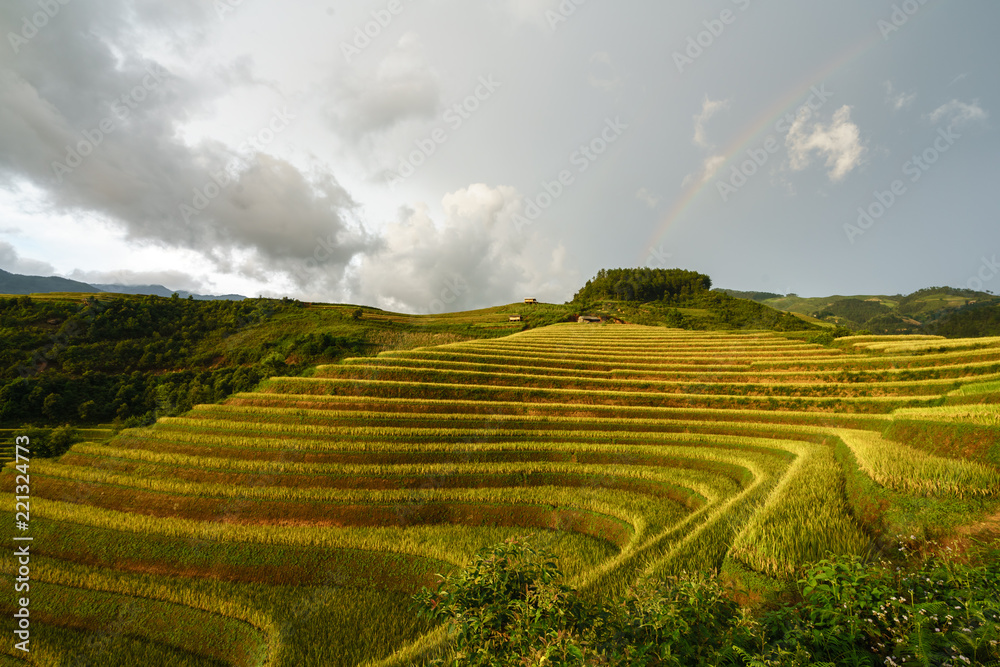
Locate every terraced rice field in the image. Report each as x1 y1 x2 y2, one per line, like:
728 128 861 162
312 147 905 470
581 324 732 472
3 323 1000 665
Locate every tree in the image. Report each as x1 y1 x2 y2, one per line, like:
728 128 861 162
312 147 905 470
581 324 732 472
42 392 63 421
46 425 78 458
78 399 96 420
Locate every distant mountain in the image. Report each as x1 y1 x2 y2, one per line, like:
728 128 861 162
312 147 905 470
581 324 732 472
92 284 246 301
754 287 1000 335
0 269 245 301
0 268 101 295
716 289 785 302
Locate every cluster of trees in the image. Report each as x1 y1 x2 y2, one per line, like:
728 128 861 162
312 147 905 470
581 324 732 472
931 302 1000 338
1 294 290 375
896 287 986 316
0 365 271 425
573 268 712 304
0 295 370 428
569 269 814 332
813 298 893 325
715 289 784 302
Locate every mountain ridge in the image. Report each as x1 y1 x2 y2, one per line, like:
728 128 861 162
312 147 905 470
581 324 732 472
0 268 245 300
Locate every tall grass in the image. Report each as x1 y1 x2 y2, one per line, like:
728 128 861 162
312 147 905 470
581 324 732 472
834 429 1000 497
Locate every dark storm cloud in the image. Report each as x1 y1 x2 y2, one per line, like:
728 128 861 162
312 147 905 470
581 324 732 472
0 0 371 291
324 32 442 143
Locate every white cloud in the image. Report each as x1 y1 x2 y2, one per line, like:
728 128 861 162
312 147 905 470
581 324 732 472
0 241 55 276
693 97 730 149
588 51 622 93
681 154 726 188
786 105 865 182
681 98 732 188
635 187 661 209
352 184 576 312
928 99 988 127
0 0 373 299
590 51 612 66
884 81 916 111
326 33 442 142
498 0 559 29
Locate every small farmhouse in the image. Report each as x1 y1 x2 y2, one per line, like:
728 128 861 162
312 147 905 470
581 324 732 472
509 314 522 322
524 298 537 305
578 315 601 324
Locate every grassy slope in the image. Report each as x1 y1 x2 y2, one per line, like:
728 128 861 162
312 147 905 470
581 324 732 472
6 290 1000 664
6 323 1000 665
0 293 574 434
758 288 1000 333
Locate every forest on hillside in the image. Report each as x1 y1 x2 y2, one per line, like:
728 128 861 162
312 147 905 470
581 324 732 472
573 268 815 332
572 268 712 303
0 294 366 430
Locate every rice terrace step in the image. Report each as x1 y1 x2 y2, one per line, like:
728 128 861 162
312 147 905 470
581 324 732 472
3 323 1000 665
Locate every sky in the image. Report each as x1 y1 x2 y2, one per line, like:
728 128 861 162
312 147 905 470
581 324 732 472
0 1 997 312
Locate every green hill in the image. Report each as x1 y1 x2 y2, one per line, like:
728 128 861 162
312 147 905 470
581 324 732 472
720 286 1000 335
0 293 563 434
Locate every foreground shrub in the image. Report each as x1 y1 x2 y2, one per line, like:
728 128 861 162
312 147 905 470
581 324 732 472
415 537 1000 667
415 537 749 666
414 536 599 665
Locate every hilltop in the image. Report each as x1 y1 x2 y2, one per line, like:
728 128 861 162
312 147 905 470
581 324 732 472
719 286 1000 336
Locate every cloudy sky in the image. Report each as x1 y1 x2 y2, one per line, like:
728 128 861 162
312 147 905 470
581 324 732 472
0 1 997 311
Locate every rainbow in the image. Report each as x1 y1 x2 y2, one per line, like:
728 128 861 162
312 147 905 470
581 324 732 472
641 22 900 264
